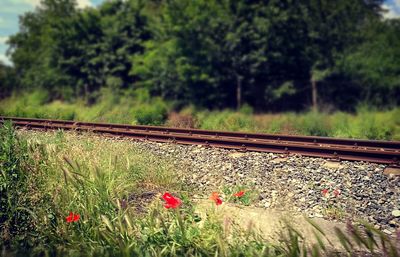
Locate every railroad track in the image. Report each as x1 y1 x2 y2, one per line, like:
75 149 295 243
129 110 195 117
1 116 400 166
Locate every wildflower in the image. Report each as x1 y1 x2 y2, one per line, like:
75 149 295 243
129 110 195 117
233 191 245 197
162 192 182 209
66 212 80 223
321 189 329 197
210 192 223 205
333 189 341 197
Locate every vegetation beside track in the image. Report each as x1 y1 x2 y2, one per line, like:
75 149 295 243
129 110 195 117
0 124 399 256
1 91 399 140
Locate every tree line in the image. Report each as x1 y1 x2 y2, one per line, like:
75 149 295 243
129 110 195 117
1 0 399 111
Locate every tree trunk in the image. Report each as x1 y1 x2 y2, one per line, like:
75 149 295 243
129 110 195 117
236 75 242 110
311 78 318 112
84 83 89 104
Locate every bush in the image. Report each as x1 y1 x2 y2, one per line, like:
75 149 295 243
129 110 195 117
343 109 395 140
132 98 168 125
0 92 75 120
296 112 331 137
24 90 50 106
197 110 255 131
239 104 254 115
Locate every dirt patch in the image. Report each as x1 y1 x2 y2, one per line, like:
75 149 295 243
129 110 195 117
195 200 351 250
122 191 160 213
166 112 198 128
118 183 165 213
384 167 400 176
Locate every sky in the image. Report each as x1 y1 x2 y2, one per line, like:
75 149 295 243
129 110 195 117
0 0 400 66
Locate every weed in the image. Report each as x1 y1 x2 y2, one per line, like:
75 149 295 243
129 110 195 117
0 122 31 241
323 206 346 220
222 186 258 206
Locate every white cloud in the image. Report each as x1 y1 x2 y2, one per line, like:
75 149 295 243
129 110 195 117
22 0 41 6
21 0 92 9
395 0 400 7
76 0 93 8
0 36 8 44
382 4 400 19
0 54 11 65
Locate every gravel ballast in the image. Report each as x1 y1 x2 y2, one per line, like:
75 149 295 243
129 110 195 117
18 130 400 235
129 140 400 234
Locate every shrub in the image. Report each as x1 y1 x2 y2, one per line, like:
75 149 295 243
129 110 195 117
330 112 352 138
197 110 255 131
239 104 254 115
296 112 331 137
24 90 50 106
132 98 168 125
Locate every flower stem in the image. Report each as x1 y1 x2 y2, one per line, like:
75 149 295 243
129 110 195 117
175 208 186 241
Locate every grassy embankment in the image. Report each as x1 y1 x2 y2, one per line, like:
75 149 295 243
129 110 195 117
1 90 399 140
0 124 399 256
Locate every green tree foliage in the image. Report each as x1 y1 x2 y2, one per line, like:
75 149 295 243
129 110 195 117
52 0 151 100
340 19 400 107
299 0 384 110
0 62 17 99
4 0 399 111
132 0 388 110
8 0 150 101
133 0 300 109
7 0 77 98
303 0 383 75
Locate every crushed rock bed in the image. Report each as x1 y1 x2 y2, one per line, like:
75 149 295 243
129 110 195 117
127 139 400 235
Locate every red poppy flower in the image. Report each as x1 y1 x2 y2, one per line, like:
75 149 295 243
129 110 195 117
66 212 73 223
162 192 182 209
73 213 80 222
321 189 329 197
333 189 340 197
210 192 223 205
233 191 245 197
66 212 80 223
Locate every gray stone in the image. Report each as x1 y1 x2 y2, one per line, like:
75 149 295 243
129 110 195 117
383 229 392 235
392 210 400 217
314 213 324 218
264 201 271 208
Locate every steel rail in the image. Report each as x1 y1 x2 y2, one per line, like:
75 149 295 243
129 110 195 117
2 116 399 150
1 116 399 165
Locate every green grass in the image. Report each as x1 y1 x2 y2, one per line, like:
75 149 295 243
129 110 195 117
0 89 169 125
196 108 400 140
2 91 398 140
1 124 399 256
